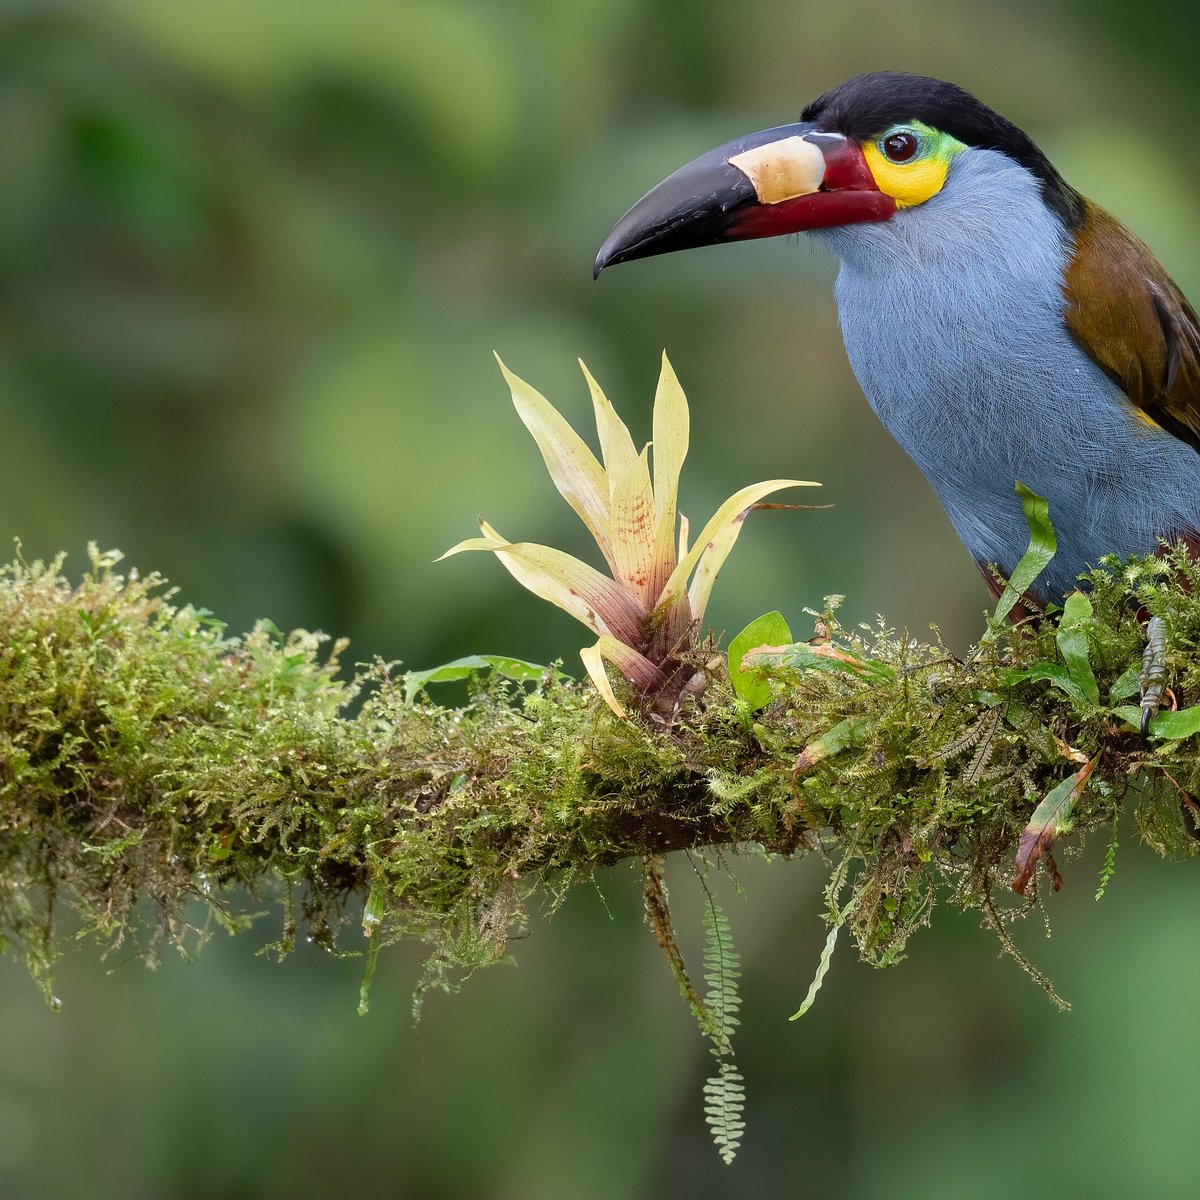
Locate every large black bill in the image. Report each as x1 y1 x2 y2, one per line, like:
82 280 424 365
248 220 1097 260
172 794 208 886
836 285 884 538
593 121 825 278
590 120 825 277
594 122 894 278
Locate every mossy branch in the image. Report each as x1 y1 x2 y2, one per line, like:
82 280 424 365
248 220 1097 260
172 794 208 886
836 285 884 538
2 543 1199 1005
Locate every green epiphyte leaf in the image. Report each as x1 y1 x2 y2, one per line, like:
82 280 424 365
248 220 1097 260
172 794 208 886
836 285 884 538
1003 661 1094 710
1055 590 1100 709
357 930 381 1017
403 654 550 704
1143 706 1200 740
362 879 387 938
765 640 896 681
1108 662 1142 703
789 919 840 1020
727 611 792 709
1110 703 1200 739
793 717 870 775
984 482 1056 638
1095 814 1120 902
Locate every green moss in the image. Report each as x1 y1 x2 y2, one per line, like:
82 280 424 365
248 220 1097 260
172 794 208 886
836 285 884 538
2 543 1199 1007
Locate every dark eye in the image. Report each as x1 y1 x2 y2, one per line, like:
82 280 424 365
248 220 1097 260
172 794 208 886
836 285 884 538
883 131 918 163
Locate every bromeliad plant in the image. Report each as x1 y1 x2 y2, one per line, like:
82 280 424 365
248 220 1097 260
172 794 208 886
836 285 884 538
440 354 816 718
438 352 815 1162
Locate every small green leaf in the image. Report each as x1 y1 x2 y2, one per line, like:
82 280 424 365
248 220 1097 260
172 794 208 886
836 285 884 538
403 654 549 703
973 690 1035 727
358 930 381 1017
1143 705 1200 740
983 482 1055 639
206 831 233 862
742 640 895 681
1003 661 1092 709
1110 703 1200 739
1109 663 1141 703
727 611 791 709
703 1062 746 1166
258 617 285 644
475 654 550 682
789 919 840 1020
1055 591 1100 708
793 718 869 774
1112 705 1141 729
362 879 387 937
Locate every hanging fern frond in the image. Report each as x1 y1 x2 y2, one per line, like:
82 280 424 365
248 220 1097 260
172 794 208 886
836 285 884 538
701 896 741 1056
703 1061 746 1166
1095 812 1120 901
643 857 747 1163
699 888 745 1163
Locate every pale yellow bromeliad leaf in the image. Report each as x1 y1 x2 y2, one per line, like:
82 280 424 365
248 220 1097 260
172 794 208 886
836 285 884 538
439 354 817 718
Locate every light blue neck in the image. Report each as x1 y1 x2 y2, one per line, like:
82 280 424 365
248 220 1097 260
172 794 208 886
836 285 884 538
814 148 1200 601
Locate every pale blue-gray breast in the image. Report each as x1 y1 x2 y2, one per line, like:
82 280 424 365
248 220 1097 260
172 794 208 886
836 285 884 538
814 147 1200 601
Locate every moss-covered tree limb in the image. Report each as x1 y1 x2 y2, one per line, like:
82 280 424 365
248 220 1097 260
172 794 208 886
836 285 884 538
2 545 1199 1004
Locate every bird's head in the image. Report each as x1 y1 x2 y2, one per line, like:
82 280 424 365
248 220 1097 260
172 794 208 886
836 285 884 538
594 71 1082 277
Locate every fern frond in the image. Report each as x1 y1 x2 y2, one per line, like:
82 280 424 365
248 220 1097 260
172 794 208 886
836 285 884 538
703 1061 746 1166
963 705 1004 784
931 706 992 762
1095 812 1120 901
698 887 746 1162
700 1065 739 1166
648 859 747 1163
701 896 741 1055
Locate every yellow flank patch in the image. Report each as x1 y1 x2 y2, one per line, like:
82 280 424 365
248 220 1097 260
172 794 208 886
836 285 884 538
1131 404 1161 431
862 141 953 208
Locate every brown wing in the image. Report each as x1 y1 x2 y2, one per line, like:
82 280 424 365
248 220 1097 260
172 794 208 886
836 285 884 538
1063 198 1200 451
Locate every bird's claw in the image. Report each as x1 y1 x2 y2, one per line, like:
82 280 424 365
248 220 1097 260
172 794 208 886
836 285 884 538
1139 616 1168 738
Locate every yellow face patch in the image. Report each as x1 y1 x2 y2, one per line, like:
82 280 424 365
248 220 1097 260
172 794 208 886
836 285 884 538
861 121 967 209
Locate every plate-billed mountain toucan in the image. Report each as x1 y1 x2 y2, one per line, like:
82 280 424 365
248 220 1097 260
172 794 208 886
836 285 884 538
594 72 1200 620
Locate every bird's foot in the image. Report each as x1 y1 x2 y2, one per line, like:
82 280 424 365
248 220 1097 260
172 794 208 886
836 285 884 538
1139 616 1168 738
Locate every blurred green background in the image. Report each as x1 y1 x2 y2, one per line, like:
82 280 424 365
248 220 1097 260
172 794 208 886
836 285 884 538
3 1 1200 1196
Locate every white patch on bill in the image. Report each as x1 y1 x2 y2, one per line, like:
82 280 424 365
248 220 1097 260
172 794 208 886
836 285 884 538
728 137 825 205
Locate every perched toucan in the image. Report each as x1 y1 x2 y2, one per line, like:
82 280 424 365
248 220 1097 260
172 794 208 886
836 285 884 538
595 71 1200 610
